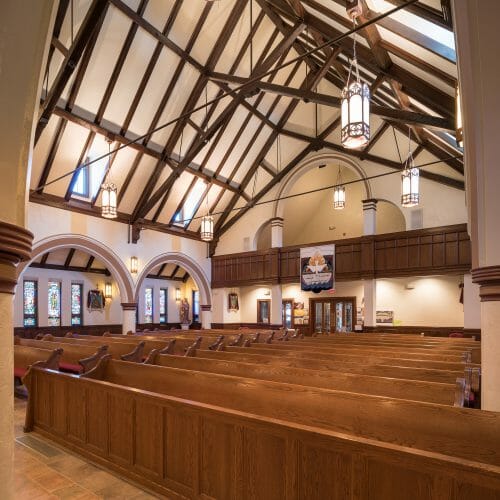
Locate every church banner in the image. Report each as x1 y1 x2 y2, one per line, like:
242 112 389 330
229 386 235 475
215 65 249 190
300 245 335 293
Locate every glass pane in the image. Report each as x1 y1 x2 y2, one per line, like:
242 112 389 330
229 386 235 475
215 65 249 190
159 289 166 315
23 280 37 327
48 281 61 327
71 283 82 326
345 302 353 332
284 302 292 329
144 287 153 323
315 302 323 333
336 302 344 332
324 303 331 334
193 290 200 321
259 301 269 323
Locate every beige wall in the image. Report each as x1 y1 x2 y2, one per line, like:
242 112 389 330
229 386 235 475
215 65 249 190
376 276 464 327
14 267 122 328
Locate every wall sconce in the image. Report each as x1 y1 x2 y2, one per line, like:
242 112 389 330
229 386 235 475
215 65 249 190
130 256 138 274
104 282 113 299
175 288 181 302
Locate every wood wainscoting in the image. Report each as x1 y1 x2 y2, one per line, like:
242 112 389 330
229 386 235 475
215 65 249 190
212 224 471 288
14 324 123 339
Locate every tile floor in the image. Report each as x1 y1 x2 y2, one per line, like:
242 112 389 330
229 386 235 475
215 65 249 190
13 396 162 499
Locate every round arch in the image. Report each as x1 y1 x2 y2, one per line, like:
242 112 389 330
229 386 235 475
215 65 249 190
375 198 407 232
253 218 273 251
135 252 211 307
273 153 372 219
17 234 135 303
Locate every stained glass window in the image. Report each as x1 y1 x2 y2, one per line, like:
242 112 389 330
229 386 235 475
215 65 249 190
192 290 200 322
159 288 167 324
144 287 153 323
71 283 83 326
48 281 61 327
23 280 38 327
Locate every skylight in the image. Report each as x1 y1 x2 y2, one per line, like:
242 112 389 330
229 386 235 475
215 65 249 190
173 180 207 227
367 0 455 50
71 140 109 200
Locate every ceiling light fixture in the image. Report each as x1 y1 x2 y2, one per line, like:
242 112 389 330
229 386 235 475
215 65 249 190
101 138 117 219
333 166 346 210
341 5 370 149
401 128 419 207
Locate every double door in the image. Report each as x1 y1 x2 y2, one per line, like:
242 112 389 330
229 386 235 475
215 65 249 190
311 297 355 334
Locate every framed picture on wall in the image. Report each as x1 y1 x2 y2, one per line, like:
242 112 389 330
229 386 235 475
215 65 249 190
376 310 394 325
228 292 239 312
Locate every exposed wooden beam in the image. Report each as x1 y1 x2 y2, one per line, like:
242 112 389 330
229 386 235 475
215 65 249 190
64 248 76 268
146 273 186 282
30 262 111 276
51 106 246 198
169 265 180 280
209 72 455 131
85 256 95 271
35 0 109 143
40 253 50 265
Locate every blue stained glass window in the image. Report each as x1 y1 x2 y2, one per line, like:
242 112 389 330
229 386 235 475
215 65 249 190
144 287 153 324
48 281 61 327
71 283 83 326
159 288 167 324
23 280 38 327
192 290 200 322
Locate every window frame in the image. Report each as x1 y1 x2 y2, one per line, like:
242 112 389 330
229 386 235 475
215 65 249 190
47 280 62 327
71 282 84 326
159 287 168 324
257 299 271 324
23 279 38 327
144 287 154 324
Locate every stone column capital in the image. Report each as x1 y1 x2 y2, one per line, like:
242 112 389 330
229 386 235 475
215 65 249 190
0 221 33 294
121 302 138 310
362 199 378 210
200 304 212 312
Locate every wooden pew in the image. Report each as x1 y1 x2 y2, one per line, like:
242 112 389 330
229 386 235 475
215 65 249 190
193 348 466 384
24 359 500 499
15 337 108 373
220 345 479 371
145 351 457 405
14 345 62 382
40 335 146 362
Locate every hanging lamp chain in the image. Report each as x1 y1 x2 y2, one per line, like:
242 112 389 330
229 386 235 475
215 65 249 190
346 18 360 86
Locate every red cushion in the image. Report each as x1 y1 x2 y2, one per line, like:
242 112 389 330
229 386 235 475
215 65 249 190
59 363 82 374
14 367 26 378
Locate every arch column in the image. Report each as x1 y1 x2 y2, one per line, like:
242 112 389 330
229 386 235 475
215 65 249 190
270 218 284 248
362 199 377 236
362 199 377 329
200 304 212 329
121 303 137 335
453 0 500 410
0 1 56 497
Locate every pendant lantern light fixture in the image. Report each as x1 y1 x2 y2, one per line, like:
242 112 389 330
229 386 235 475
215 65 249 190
341 10 370 149
455 84 463 148
401 129 420 208
200 187 214 242
101 138 117 219
333 166 346 210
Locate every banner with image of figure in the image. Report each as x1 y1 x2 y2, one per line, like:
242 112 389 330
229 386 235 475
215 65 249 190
300 245 335 293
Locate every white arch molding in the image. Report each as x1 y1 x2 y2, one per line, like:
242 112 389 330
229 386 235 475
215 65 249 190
17 234 135 303
272 152 373 219
135 252 212 308
135 252 212 329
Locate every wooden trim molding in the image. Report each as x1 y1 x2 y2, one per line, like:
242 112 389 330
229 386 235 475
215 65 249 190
0 221 33 294
471 266 500 301
200 304 211 312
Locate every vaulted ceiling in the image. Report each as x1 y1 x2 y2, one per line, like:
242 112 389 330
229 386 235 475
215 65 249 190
31 0 462 245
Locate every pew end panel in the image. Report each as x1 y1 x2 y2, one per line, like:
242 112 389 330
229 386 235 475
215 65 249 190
78 345 109 373
120 341 146 363
24 367 500 500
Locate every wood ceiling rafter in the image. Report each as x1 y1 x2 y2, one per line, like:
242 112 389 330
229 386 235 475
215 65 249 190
35 0 109 144
149 12 273 226
46 0 70 74
265 0 454 119
130 0 248 223
51 107 245 198
64 248 76 268
37 5 108 194
217 116 342 239
215 45 342 234
209 72 454 131
134 18 308 223
30 261 112 277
